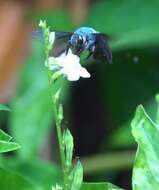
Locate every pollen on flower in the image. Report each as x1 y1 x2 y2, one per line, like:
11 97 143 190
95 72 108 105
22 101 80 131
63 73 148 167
47 49 91 81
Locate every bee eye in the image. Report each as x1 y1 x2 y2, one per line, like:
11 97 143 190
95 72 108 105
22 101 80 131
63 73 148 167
78 36 83 44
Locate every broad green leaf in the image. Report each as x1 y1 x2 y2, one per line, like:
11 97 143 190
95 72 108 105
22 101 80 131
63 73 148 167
0 165 39 190
0 129 12 142
0 140 20 153
87 0 159 50
9 39 54 159
131 105 159 190
0 104 11 111
81 182 123 190
1 158 62 190
0 130 20 153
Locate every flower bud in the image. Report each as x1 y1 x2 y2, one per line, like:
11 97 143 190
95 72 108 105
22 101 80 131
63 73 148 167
53 89 61 103
71 161 83 190
50 71 62 84
58 104 63 123
39 20 46 28
63 129 73 168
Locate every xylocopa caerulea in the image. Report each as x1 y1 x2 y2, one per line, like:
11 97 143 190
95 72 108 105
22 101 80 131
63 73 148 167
54 27 112 63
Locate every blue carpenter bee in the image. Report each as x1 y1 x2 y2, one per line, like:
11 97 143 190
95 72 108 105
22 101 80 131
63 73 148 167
35 27 112 63
54 27 112 63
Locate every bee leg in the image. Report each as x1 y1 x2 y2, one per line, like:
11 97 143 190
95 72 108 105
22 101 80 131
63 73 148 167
65 41 71 55
65 45 69 55
86 51 93 59
86 45 95 59
72 48 83 57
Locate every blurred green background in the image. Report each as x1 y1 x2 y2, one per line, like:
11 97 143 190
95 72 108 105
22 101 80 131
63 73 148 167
1 0 159 189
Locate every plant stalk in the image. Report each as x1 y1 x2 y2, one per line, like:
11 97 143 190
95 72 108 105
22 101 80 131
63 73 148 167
55 109 68 190
56 120 65 170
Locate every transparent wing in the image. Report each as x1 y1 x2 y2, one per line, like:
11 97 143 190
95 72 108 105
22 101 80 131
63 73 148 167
53 31 72 56
93 33 112 63
32 30 72 57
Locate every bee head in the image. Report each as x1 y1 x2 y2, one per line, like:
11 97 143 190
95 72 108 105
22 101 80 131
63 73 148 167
77 35 84 45
71 34 84 46
70 34 87 55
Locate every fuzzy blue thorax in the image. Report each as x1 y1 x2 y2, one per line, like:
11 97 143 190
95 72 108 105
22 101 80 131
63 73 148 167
70 27 97 50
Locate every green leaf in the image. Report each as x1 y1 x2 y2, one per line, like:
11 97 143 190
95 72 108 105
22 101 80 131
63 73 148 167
81 182 123 190
0 104 11 111
87 0 159 50
71 161 83 190
9 39 53 159
131 105 159 190
0 165 39 190
0 129 20 153
1 158 62 190
0 129 12 142
0 140 20 153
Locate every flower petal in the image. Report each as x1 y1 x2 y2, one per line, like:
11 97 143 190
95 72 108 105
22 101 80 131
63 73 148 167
67 73 80 81
79 67 91 78
47 49 91 81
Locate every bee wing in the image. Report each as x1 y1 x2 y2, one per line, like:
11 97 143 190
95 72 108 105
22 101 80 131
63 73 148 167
53 31 72 56
32 30 72 57
92 33 112 63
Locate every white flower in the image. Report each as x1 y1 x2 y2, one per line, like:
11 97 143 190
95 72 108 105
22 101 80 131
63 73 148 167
47 50 91 81
52 184 63 190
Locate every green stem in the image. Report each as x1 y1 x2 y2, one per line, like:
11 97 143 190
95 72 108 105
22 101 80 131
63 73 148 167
41 22 69 189
56 122 70 190
55 107 68 190
56 120 65 169
46 62 67 189
63 169 69 190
